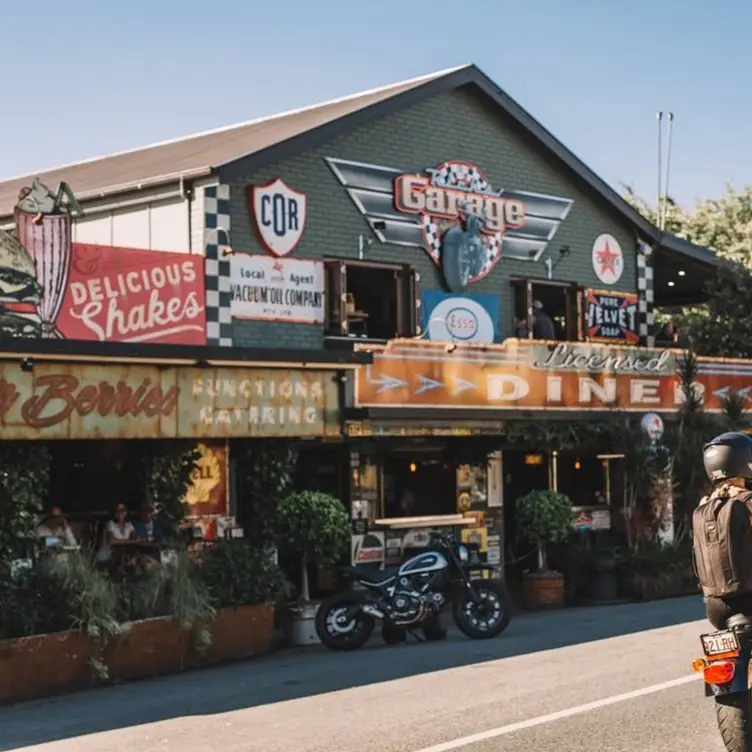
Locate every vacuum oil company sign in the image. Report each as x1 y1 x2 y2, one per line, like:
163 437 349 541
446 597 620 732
326 157 573 292
0 364 339 439
230 254 324 323
355 340 752 413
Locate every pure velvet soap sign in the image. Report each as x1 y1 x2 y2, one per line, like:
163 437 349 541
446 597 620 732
584 289 639 344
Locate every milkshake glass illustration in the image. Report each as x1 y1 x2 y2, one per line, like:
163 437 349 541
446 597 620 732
15 179 81 338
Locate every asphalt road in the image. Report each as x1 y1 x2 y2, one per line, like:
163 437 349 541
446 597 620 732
0 595 728 752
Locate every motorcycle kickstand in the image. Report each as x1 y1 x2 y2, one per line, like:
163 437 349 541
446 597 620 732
406 629 424 643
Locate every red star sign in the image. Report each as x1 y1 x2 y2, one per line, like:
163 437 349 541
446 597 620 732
596 240 620 276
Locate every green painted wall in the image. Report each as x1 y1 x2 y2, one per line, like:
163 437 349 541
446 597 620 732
225 86 637 349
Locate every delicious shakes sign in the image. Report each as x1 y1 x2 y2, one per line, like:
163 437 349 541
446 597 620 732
0 364 339 439
5 180 206 344
58 244 206 344
326 157 574 292
354 339 752 413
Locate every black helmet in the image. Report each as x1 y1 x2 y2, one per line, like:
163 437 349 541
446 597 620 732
703 432 752 483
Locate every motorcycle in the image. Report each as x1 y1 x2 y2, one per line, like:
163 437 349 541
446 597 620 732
315 531 513 651
692 614 752 750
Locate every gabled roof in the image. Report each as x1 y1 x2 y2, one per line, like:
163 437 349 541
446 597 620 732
0 65 465 217
0 63 717 268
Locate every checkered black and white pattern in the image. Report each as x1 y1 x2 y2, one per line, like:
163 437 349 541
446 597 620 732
636 241 655 347
204 185 233 347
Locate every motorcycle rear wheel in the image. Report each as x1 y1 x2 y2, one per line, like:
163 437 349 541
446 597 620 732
716 693 752 751
315 592 375 651
452 581 512 639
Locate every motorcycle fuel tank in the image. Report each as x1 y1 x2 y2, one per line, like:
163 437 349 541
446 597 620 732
398 551 449 576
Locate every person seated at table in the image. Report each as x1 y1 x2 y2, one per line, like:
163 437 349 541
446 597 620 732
36 505 77 548
96 503 137 564
133 503 165 543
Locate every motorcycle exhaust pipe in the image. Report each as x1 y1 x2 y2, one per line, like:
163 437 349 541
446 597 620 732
362 604 385 620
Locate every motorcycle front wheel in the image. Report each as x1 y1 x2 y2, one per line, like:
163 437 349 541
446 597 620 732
315 592 375 651
716 693 752 751
452 581 512 640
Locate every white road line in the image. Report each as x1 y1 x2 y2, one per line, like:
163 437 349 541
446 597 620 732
411 674 702 752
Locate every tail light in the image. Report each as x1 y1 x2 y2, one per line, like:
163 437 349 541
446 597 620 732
693 658 736 685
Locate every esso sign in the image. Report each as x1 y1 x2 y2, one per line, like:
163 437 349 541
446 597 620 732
427 296 495 344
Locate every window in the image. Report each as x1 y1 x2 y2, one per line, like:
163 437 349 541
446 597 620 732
325 260 420 340
511 279 582 341
555 452 626 508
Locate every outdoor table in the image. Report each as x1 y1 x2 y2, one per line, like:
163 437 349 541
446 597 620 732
112 541 162 571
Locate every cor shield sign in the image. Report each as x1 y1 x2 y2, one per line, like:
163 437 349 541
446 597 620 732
249 178 307 257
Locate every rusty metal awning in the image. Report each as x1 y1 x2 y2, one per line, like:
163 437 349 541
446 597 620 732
0 337 372 370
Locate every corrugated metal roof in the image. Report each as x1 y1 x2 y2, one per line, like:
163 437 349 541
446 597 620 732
0 65 468 218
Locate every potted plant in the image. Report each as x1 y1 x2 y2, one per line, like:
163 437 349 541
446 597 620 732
516 489 575 609
274 491 350 646
198 539 283 658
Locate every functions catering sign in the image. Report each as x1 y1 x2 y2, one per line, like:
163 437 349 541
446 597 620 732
354 339 752 413
326 157 573 293
0 364 339 439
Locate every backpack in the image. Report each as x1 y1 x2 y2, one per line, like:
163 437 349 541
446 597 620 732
692 483 752 598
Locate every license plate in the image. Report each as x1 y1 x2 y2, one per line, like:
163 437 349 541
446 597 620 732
701 630 740 656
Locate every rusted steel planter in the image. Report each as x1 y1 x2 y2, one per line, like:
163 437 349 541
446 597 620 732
0 603 274 705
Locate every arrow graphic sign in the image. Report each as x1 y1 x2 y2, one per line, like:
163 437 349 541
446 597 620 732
416 375 444 394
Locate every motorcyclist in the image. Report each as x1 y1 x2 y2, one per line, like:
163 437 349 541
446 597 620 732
699 431 752 630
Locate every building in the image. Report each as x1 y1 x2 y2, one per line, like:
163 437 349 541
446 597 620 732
0 63 733 572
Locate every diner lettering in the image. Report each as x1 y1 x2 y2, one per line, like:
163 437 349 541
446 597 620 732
0 375 178 429
534 343 671 375
487 374 688 407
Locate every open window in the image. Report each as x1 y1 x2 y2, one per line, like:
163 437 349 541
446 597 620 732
325 260 420 340
511 279 582 341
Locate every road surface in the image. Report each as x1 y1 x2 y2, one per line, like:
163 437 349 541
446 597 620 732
0 595 727 752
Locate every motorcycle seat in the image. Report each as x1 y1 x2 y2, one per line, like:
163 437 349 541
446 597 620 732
339 565 400 584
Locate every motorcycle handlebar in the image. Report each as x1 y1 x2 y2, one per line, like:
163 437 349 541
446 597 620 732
429 531 455 544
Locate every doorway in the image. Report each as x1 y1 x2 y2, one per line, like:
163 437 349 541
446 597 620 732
502 450 551 570
382 453 456 518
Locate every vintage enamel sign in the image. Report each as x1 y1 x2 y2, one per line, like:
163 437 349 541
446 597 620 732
249 178 307 257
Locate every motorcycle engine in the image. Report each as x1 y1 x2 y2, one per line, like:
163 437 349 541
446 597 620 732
386 578 445 626
387 589 423 625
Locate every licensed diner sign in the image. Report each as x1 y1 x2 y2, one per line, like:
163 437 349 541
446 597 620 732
354 339 752 413
0 364 339 439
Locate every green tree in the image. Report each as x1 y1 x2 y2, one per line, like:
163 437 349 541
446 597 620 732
625 184 752 358
625 184 752 265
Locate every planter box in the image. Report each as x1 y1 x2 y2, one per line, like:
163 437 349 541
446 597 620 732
619 574 699 602
0 603 274 705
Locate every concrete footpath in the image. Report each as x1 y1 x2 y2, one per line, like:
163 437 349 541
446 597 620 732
0 596 723 752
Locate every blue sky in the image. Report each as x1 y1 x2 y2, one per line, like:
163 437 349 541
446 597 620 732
3 0 749 208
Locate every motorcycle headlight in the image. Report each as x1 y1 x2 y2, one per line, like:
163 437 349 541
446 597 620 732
458 545 469 562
